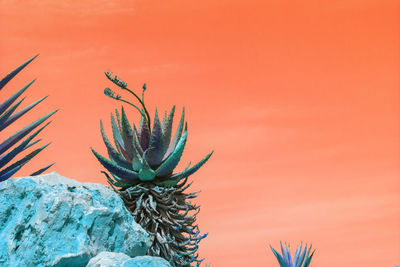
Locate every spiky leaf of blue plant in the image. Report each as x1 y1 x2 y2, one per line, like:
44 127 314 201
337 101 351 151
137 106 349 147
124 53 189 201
270 242 316 267
0 56 56 182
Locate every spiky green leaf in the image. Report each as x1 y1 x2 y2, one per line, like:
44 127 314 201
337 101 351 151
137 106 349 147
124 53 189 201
281 242 288 264
304 250 315 267
296 244 306 267
0 110 57 155
133 124 144 156
102 171 138 187
0 80 35 116
120 107 134 159
155 162 191 187
100 120 131 169
0 143 50 178
30 162 55 176
155 126 187 177
110 113 124 155
131 135 144 172
285 243 292 265
161 105 175 153
169 150 213 181
138 114 150 150
24 139 41 151
293 243 302 267
116 138 132 161
296 244 307 267
91 147 140 182
0 165 22 182
146 108 165 166
0 122 50 169
0 98 25 129
303 246 315 267
161 110 167 126
270 245 287 267
0 96 48 132
0 55 37 91
138 163 156 181
138 148 155 181
162 107 184 161
115 108 122 131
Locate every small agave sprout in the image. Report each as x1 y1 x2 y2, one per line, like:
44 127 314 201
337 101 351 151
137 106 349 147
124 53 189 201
0 55 57 182
270 242 315 267
91 71 213 266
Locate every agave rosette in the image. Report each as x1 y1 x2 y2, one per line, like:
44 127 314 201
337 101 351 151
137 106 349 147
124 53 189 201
270 242 315 267
91 71 213 188
0 55 56 182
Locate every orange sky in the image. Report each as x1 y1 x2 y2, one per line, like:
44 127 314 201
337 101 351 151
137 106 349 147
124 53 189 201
0 0 399 266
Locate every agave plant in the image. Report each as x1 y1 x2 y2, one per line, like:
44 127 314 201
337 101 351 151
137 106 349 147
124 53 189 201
91 71 213 266
270 242 315 267
0 55 57 182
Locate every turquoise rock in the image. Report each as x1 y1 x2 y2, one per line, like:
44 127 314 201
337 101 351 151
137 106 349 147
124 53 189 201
86 252 172 267
86 251 131 266
123 256 172 267
0 172 152 267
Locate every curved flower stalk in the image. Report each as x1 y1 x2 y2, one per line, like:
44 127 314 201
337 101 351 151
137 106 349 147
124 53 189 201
270 242 315 267
0 55 57 182
91 71 213 266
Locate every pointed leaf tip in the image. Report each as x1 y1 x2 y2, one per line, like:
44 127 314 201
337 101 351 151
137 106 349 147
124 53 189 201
30 162 55 176
0 56 38 91
169 149 213 181
91 147 140 182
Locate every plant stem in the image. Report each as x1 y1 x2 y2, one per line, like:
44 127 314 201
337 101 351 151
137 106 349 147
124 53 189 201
113 98 147 120
122 87 151 132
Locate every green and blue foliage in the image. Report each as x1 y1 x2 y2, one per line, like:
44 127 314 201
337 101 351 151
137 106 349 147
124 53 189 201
0 55 56 182
270 242 315 267
91 71 213 188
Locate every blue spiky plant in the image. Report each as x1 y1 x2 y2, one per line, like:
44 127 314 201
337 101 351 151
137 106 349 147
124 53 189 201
91 71 213 267
270 242 315 267
0 55 56 182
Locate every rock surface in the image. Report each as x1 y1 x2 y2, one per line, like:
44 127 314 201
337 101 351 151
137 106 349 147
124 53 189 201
123 256 172 267
86 252 172 267
86 251 131 266
0 172 152 267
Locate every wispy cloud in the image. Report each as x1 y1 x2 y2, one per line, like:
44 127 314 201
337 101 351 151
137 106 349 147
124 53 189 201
204 193 400 245
4 0 135 16
126 64 181 75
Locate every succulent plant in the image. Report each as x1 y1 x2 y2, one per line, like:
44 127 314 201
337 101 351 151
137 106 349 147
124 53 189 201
91 71 213 266
0 55 57 182
270 242 315 267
